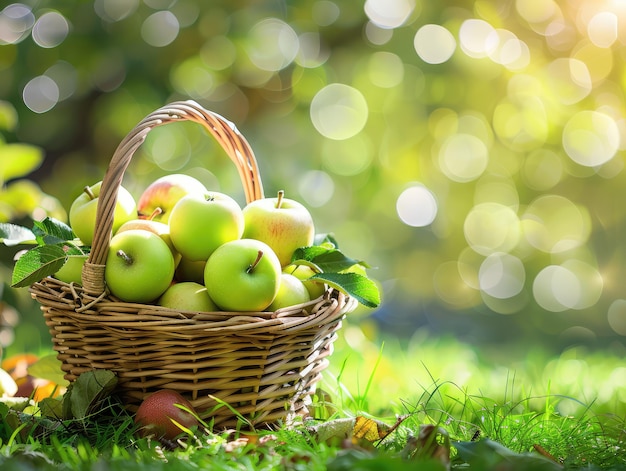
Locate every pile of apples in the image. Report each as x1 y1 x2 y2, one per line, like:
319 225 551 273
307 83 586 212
60 174 325 312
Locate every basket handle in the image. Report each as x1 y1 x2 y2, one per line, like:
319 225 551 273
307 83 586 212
81 100 264 295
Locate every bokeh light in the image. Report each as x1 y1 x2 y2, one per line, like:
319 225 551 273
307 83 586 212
562 110 620 167
522 195 591 253
396 184 438 227
533 261 602 312
438 133 489 182
607 300 626 336
94 0 139 22
364 0 415 29
31 11 69 48
0 3 35 44
479 252 525 299
22 76 59 113
310 84 368 140
414 24 456 64
141 11 179 47
246 18 298 72
464 203 520 255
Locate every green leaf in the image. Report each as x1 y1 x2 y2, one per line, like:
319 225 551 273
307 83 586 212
0 101 18 131
63 370 117 421
0 223 37 246
0 143 44 182
32 217 76 245
454 439 563 471
11 244 69 288
311 272 380 308
27 354 69 387
292 246 366 273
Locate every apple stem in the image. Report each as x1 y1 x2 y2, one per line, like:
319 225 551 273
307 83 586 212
148 207 163 220
116 249 133 265
83 186 96 200
275 190 284 209
247 250 264 274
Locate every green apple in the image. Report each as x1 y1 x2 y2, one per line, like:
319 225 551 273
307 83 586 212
105 229 175 303
158 282 218 312
116 218 180 266
204 239 281 311
283 264 326 299
169 191 244 262
175 257 206 283
267 273 311 311
137 174 207 223
54 253 89 285
69 181 137 246
242 190 315 267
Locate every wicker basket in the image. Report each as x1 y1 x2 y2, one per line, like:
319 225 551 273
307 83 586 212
29 101 357 429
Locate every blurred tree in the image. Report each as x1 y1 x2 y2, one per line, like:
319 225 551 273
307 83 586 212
2 0 626 354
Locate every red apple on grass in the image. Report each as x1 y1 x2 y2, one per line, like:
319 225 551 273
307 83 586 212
169 191 244 262
104 230 175 303
137 174 207 223
242 190 315 267
69 181 137 246
134 389 199 440
204 239 281 311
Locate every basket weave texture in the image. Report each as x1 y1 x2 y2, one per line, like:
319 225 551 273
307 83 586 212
29 101 356 428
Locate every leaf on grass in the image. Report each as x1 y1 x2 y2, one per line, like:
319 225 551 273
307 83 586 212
10 244 68 288
32 217 76 246
454 439 563 470
38 397 64 419
0 223 36 246
27 354 69 387
63 370 117 421
311 272 380 308
307 415 392 447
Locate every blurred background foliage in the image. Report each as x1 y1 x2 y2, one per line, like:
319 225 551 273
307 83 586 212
2 0 626 358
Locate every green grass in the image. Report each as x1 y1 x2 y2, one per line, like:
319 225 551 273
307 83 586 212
1 326 626 470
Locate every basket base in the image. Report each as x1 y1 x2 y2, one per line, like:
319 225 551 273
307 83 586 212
31 277 355 428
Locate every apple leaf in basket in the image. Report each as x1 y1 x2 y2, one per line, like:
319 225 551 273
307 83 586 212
32 217 76 245
11 243 82 288
291 245 368 273
0 222 36 246
311 272 380 308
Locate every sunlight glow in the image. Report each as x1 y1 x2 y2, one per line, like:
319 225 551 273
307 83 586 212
364 0 415 29
396 184 438 227
414 24 456 64
464 203 520 255
562 111 620 167
438 133 488 182
522 195 591 253
310 84 368 140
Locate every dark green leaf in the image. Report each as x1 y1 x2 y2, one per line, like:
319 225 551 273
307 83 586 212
32 217 76 245
64 370 117 421
292 246 366 273
38 397 65 420
0 143 44 182
311 272 380 308
11 244 68 288
0 223 37 246
454 439 562 471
